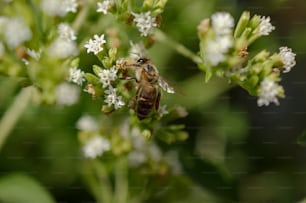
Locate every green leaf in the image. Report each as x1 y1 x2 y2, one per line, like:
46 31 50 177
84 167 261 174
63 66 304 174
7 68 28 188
0 173 55 203
84 73 100 85
297 131 306 147
205 71 212 83
179 151 239 202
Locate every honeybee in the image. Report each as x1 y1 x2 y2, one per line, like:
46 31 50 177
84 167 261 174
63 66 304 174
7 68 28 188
119 57 174 120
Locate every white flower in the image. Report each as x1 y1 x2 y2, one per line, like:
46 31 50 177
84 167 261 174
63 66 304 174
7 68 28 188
0 42 4 57
259 16 275 36
104 86 125 109
97 0 114 14
68 67 84 85
211 12 234 36
58 23 77 41
279 46 296 73
257 78 280 106
76 115 99 132
26 48 41 60
84 34 106 55
48 38 77 58
98 67 117 88
55 83 80 106
129 41 147 60
4 17 32 49
83 136 111 159
205 35 233 66
132 12 157 37
63 0 78 13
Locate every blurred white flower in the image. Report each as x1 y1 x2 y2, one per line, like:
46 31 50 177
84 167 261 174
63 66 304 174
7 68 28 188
165 151 183 174
4 17 32 49
98 67 117 88
279 46 296 73
158 105 169 117
83 136 111 159
0 17 8 31
48 38 77 58
55 83 80 106
104 86 125 109
132 12 157 37
76 115 99 132
148 143 162 162
97 0 114 14
211 12 234 36
84 34 106 55
41 0 66 16
257 78 279 106
128 151 147 167
259 16 275 36
41 0 77 16
68 67 84 85
58 23 77 41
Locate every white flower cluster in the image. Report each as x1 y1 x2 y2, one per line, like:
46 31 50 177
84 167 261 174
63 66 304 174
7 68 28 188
83 136 111 159
68 67 84 86
257 78 280 106
132 12 157 37
98 66 117 88
48 23 77 58
205 12 234 66
258 16 275 36
84 34 106 55
41 0 78 17
104 86 125 109
0 17 32 49
97 0 114 15
279 46 296 73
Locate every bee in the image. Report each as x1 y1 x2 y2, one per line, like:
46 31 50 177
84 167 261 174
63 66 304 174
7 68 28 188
119 57 174 120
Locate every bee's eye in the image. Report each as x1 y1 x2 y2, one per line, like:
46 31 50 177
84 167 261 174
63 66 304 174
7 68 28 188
137 58 144 64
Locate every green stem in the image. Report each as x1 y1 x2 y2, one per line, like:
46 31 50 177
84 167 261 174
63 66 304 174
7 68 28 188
93 160 113 203
154 29 203 65
0 86 34 151
72 0 92 32
114 157 128 203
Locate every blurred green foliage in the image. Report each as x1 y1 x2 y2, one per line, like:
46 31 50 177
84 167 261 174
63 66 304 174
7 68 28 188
1 0 306 203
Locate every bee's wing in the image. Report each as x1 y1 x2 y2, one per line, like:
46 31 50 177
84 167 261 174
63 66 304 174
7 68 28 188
158 77 175 94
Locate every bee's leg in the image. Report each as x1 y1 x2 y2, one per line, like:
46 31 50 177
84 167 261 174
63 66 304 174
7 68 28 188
155 91 161 111
119 76 137 81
